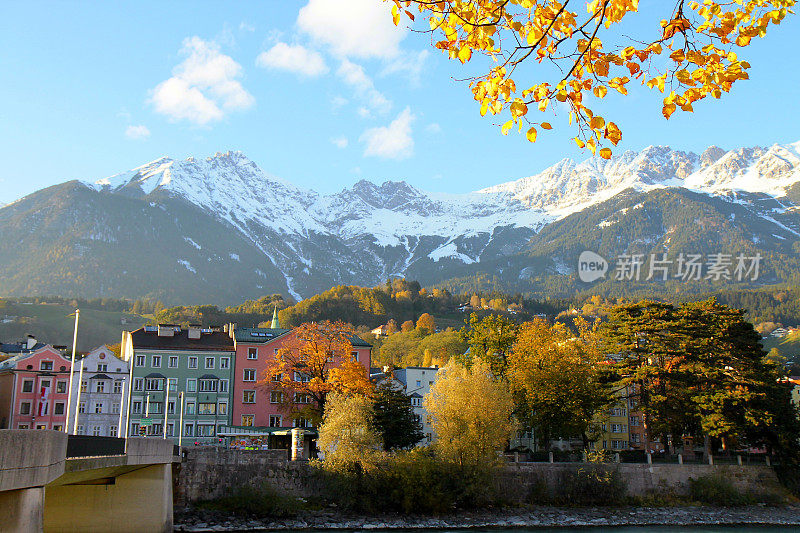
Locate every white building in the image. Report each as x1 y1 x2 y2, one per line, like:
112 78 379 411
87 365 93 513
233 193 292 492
67 345 129 437
393 366 440 444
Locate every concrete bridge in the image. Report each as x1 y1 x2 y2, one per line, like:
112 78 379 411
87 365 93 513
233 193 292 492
0 430 180 532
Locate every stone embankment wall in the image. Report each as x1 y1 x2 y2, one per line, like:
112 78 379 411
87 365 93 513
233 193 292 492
174 447 323 505
174 447 781 506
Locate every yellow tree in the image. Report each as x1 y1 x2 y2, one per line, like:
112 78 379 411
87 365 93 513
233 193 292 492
262 321 373 423
507 317 613 449
425 360 515 467
390 0 793 156
416 312 436 335
316 393 383 472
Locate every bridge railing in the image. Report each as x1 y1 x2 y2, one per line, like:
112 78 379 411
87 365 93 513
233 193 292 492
66 435 125 458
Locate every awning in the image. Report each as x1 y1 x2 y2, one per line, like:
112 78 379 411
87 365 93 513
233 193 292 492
217 425 318 437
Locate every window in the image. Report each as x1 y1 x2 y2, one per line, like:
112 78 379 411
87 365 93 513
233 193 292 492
204 357 215 369
92 426 101 436
94 402 103 414
145 378 163 391
40 360 53 371
186 379 196 392
133 378 144 391
131 423 139 436
79 402 86 414
132 401 142 414
220 357 230 369
411 397 421 407
199 379 218 392
218 402 227 415
80 381 87 393
188 357 198 369
293 372 309 383
197 424 215 436
274 348 279 354
270 391 283 404
272 373 282 382
241 415 254 427
54 402 64 415
168 400 176 415
243 368 256 381
109 426 118 437
631 433 641 444
112 403 120 414
293 418 312 428
351 351 359 362
219 379 229 393
151 423 163 435
97 363 107 372
611 407 627 417
247 348 257 360
167 423 174 437
56 381 67 393
416 380 421 387
198 403 216 415
269 415 282 427
18 424 29 430
293 393 311 404
611 440 627 450
149 402 162 415
184 423 194 436
135 355 145 367
22 380 33 393
20 402 31 415
168 356 178 368
185 402 195 415
629 416 640 427
326 350 334 363
113 381 122 394
168 378 178 392
95 381 106 393
243 390 256 403
151 355 161 368
76 425 85 435
610 424 627 433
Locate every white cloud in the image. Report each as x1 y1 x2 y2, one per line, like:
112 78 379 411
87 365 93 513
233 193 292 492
360 107 415 160
381 50 429 87
256 42 328 77
125 125 151 140
337 59 391 115
149 37 254 125
297 0 405 60
331 136 348 149
239 21 255 32
331 95 348 109
425 122 442 134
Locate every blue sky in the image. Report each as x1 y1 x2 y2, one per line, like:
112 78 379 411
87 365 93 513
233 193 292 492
1 0 799 205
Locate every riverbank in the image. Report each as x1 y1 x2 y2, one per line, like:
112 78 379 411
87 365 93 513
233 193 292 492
174 505 800 531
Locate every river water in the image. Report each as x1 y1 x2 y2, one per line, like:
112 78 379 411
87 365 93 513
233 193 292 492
238 528 797 533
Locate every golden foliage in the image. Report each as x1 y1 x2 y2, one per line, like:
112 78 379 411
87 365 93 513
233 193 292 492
316 392 383 472
390 0 794 154
425 360 515 467
262 321 373 422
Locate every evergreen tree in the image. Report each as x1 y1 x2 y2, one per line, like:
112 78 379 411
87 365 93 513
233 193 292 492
372 383 424 451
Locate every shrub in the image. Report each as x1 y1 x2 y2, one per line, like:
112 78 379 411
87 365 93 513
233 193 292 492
555 466 626 505
689 474 753 506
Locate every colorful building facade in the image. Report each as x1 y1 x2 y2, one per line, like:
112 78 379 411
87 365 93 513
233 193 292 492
0 344 72 431
121 325 235 444
67 345 129 437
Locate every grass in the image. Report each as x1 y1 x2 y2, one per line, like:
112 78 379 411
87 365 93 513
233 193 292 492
195 484 303 519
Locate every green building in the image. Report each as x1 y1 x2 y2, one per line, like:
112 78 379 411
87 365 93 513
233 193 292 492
120 324 235 444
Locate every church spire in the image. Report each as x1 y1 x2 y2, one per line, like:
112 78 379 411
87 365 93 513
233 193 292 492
271 304 280 329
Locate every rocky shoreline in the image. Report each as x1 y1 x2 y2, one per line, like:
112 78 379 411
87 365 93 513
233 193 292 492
174 505 800 531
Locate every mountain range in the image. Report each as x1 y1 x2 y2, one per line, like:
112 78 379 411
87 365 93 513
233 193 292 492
1 141 798 304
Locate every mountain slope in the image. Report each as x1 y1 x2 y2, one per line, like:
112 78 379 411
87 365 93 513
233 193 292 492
1 141 799 303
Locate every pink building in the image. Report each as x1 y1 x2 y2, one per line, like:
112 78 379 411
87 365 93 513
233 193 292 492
229 326 372 430
0 344 73 430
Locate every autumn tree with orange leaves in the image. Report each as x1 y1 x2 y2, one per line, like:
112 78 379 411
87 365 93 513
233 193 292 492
262 321 373 424
390 0 794 157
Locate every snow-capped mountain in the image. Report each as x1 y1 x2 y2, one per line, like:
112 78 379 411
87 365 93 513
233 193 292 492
1 141 798 304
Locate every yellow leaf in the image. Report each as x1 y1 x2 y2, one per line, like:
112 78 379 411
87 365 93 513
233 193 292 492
574 137 585 148
599 148 612 159
501 120 514 135
392 5 400 26
589 116 605 129
541 122 552 130
526 127 537 143
458 46 472 64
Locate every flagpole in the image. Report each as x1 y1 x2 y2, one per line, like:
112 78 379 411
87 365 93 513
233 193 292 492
73 355 85 434
178 391 185 447
64 309 80 433
163 382 170 440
